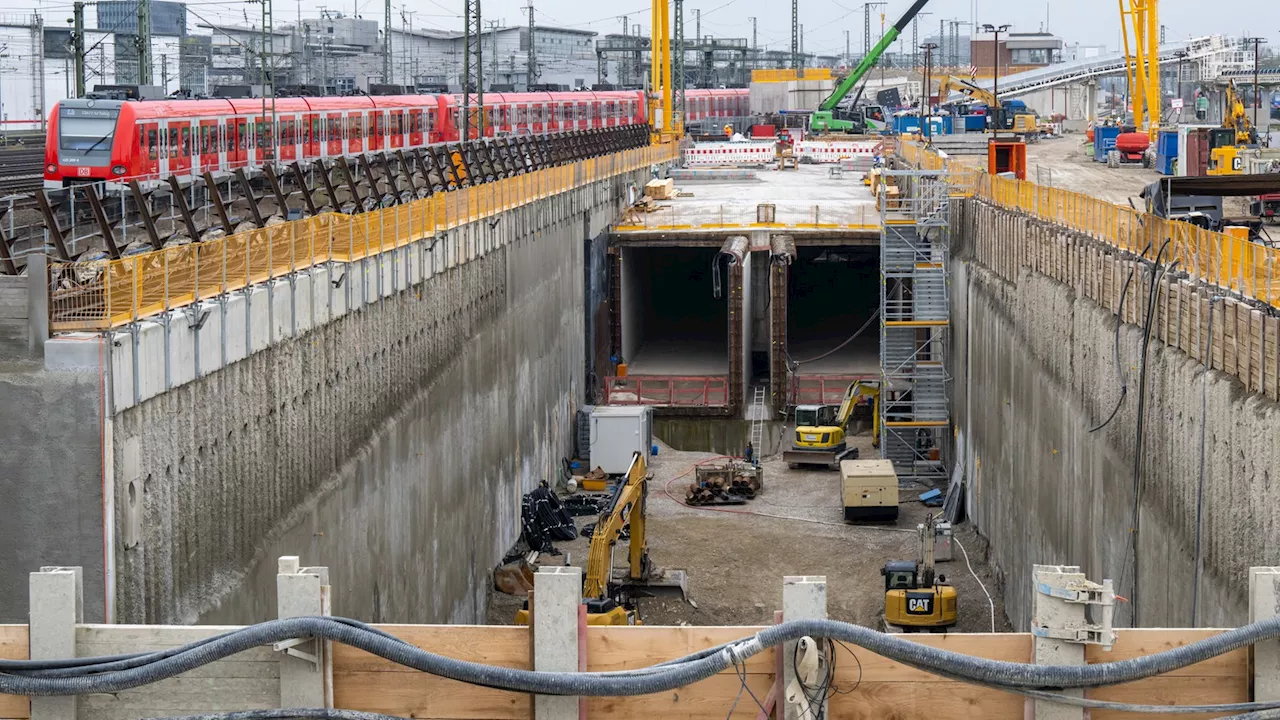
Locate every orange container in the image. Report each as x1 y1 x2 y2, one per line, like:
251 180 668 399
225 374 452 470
616 362 628 378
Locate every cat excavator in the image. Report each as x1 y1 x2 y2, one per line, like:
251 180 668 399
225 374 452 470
883 513 958 632
515 452 688 625
784 380 880 469
1208 81 1258 176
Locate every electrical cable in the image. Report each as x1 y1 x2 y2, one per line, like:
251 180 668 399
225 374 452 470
1087 241 1153 433
11 616 1280 705
1122 238 1175 626
790 308 882 365
953 536 996 633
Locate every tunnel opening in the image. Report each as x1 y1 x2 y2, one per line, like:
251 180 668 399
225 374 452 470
785 245 880 405
613 245 736 408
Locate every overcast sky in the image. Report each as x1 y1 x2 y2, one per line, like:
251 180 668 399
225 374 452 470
13 0 1280 62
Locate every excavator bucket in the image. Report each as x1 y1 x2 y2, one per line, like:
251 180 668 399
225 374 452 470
612 567 691 602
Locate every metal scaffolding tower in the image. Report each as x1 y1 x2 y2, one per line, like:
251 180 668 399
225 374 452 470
463 0 483 138
879 169 951 485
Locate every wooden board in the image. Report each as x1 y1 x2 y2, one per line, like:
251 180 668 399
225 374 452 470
333 625 532 719
0 625 29 719
76 625 278 720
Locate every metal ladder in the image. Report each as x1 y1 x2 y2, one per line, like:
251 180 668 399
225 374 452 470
748 385 766 454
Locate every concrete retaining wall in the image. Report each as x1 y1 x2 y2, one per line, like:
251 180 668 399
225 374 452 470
952 199 1280 629
1 168 650 625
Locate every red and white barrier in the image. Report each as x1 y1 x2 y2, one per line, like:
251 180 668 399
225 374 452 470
684 142 776 167
794 141 879 163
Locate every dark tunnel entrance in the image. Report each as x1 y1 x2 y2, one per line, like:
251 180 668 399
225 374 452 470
785 246 880 402
620 246 730 376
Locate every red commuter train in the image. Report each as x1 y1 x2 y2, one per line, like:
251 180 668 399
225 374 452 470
44 87 749 188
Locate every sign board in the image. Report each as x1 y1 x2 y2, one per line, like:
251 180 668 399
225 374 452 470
1171 98 1184 110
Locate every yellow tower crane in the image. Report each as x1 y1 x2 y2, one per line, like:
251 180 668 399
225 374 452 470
649 0 678 140
1118 0 1160 140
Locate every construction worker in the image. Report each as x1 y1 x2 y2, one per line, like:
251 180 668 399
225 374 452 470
744 442 755 465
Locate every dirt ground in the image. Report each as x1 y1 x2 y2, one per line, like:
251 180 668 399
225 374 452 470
1022 136 1162 205
486 433 1013 633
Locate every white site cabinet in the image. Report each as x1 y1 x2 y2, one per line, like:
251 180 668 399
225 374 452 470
588 406 654 475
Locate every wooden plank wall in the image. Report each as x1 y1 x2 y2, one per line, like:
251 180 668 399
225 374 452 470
0 625 28 720
966 201 1280 401
0 276 28 350
330 625 1248 720
74 625 279 720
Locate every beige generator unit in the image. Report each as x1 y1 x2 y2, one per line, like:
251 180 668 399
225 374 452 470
840 459 899 522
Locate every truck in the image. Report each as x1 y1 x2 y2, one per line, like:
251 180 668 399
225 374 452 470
810 0 933 134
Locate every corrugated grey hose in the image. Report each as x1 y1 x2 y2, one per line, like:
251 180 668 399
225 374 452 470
6 616 1280 697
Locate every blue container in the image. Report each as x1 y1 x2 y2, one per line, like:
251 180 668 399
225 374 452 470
1094 126 1121 162
963 113 987 132
1155 129 1178 175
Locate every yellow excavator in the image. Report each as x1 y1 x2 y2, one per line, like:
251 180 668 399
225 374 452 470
515 452 688 625
883 513 958 632
784 380 880 469
936 75 1038 135
1208 81 1257 176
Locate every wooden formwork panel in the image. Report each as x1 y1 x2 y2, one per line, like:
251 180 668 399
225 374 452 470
0 625 28 719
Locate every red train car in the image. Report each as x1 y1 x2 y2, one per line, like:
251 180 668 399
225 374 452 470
44 89 649 188
683 88 749 122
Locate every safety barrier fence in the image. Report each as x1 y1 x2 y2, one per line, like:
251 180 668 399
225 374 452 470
901 140 1280 308
615 203 881 233
683 143 777 167
790 374 878 406
750 68 833 82
48 144 678 331
603 375 729 407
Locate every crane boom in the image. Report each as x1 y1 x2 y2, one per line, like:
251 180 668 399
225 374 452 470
819 0 931 112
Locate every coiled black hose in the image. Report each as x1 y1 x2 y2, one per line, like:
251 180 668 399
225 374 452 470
7 616 1280 698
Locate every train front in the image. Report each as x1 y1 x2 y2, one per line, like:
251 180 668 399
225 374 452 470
44 99 128 189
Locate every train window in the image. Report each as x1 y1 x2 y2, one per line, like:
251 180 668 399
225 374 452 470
180 125 190 156
515 105 526 125
148 129 157 160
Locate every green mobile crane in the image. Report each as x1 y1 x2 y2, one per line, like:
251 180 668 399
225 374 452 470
810 0 933 134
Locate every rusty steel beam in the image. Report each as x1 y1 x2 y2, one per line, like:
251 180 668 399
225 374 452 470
233 169 265 228
34 190 74 262
336 157 365 214
128 180 167 251
166 176 205 242
83 186 123 260
0 205 16 275
262 165 295 221
202 172 237 237
289 162 321 217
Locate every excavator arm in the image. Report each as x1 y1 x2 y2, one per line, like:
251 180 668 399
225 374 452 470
583 453 649 599
818 0 933 112
1225 81 1256 144
937 75 997 107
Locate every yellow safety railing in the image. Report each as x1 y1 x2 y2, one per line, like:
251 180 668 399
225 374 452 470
901 140 1280 308
613 202 881 233
751 68 833 83
50 143 679 331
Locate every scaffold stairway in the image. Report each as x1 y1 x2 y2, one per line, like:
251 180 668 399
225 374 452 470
879 170 951 485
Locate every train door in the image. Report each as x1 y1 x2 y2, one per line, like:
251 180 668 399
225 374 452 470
137 121 159 178
325 113 341 157
303 113 318 160
388 110 402 149
347 112 364 154
369 111 383 152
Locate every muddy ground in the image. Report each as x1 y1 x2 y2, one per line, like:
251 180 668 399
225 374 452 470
486 432 1013 632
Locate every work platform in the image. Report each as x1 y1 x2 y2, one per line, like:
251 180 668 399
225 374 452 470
613 164 881 244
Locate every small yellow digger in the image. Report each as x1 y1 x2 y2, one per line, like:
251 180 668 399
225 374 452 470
515 452 688 625
784 380 880 469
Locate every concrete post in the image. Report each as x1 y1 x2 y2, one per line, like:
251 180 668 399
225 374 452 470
1031 565 1085 720
533 566 582 720
27 252 47 356
276 556 331 709
1250 567 1280 701
29 566 83 720
782 575 827 720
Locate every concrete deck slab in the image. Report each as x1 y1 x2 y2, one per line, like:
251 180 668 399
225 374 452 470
616 165 881 239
